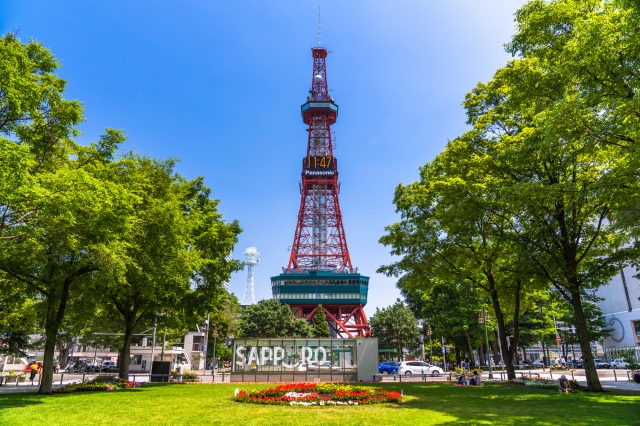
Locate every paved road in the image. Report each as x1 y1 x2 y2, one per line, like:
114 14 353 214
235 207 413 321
374 368 640 393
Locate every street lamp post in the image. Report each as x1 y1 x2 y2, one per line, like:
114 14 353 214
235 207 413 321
480 307 493 379
427 323 433 363
150 317 157 379
212 330 218 377
202 314 209 374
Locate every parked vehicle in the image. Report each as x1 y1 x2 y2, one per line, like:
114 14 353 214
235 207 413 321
593 359 611 369
379 361 400 375
565 360 580 368
98 361 118 372
611 359 629 369
397 361 444 377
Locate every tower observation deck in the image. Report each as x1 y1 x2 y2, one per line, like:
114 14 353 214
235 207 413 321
271 45 371 338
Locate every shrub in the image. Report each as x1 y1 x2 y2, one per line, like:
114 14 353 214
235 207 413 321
53 376 141 393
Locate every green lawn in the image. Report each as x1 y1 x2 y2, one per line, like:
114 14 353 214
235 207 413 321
0 382 638 425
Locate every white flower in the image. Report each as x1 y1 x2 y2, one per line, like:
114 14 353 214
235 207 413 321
234 388 240 397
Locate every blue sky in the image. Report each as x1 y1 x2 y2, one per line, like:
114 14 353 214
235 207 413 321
4 1 526 318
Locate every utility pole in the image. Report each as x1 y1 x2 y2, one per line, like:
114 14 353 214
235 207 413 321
150 317 157 378
427 323 433 363
202 314 210 373
480 307 493 379
441 336 447 372
212 329 218 377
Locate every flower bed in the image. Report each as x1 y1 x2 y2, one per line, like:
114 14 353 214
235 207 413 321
234 383 402 406
53 375 141 393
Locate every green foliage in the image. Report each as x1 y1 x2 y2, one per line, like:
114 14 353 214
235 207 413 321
369 299 419 358
379 0 640 391
0 33 242 391
309 305 331 338
238 299 312 338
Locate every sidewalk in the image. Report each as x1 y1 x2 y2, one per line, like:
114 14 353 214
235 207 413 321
0 372 234 394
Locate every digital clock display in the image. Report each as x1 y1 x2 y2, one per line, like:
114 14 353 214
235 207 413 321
303 155 336 177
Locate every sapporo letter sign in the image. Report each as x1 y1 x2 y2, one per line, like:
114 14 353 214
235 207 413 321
235 345 328 368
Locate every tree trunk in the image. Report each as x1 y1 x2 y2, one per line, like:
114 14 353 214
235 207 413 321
464 330 475 367
118 320 136 380
55 340 72 368
39 324 57 394
487 274 517 380
39 280 64 394
38 275 74 394
570 288 603 392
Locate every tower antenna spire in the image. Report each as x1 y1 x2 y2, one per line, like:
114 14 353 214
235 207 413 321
317 5 321 47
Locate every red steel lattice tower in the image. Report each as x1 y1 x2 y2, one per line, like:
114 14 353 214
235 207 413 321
288 47 349 272
271 43 370 338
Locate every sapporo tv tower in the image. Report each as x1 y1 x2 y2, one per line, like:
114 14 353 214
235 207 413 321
271 24 371 338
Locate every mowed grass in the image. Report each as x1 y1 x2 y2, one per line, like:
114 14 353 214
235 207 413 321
0 382 639 425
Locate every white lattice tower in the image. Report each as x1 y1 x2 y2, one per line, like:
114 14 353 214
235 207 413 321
242 247 260 305
223 255 232 292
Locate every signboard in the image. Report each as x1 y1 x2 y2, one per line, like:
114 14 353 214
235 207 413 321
303 156 336 178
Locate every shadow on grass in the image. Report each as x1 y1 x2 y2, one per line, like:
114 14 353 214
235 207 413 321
0 386 150 411
383 382 640 425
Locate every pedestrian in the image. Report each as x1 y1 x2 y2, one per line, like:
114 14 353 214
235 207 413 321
177 361 184 383
28 362 38 384
560 357 566 369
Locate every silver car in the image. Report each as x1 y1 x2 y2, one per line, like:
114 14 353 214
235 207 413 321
398 361 444 377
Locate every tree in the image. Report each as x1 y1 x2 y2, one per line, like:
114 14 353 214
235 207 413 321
369 299 419 360
237 299 312 338
378 135 547 379
409 281 485 366
458 0 640 391
309 305 331 338
0 33 136 393
91 154 241 380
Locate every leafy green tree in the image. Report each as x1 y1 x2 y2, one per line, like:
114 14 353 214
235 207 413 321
460 0 640 391
91 154 241 380
410 281 485 366
309 305 331 338
369 299 419 360
378 135 548 379
0 33 136 393
237 299 312 338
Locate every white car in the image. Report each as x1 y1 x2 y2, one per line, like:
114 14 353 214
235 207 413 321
398 361 444 377
611 359 629 369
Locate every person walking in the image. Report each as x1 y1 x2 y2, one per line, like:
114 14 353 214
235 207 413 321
177 361 185 383
28 362 39 384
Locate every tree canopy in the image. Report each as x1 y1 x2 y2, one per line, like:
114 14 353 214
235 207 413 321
379 0 639 391
369 299 420 360
0 33 242 392
237 299 312 338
